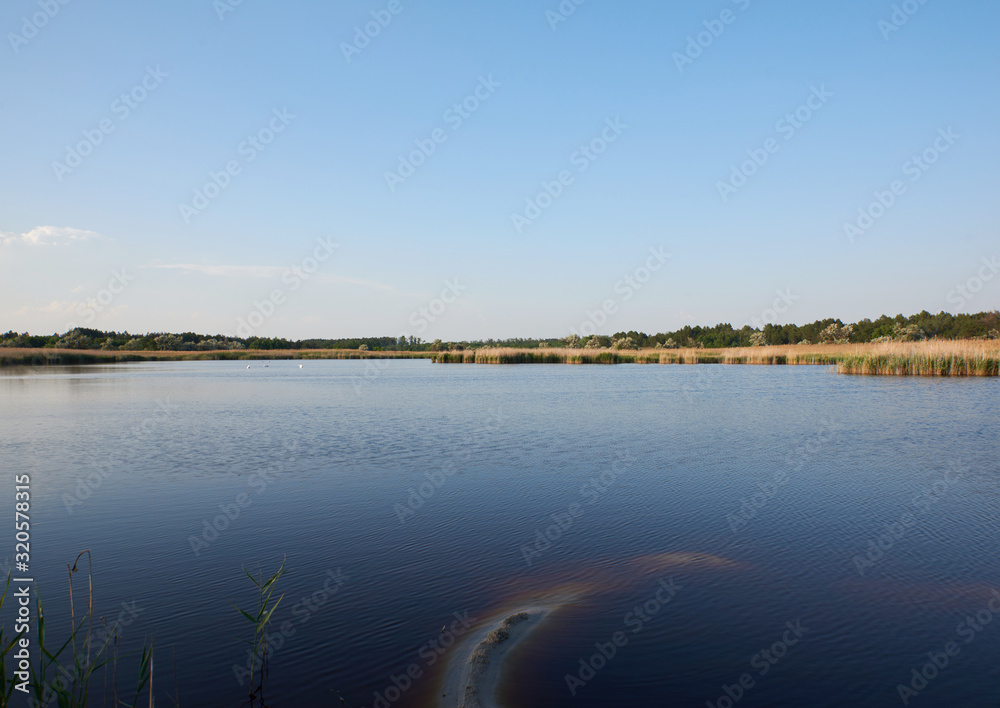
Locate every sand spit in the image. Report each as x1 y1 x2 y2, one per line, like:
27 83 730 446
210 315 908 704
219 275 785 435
432 553 746 707
439 606 554 708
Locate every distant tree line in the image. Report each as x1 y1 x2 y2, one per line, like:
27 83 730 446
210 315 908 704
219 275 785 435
2 310 997 352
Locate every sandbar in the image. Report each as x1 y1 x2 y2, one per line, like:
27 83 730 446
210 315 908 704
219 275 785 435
438 605 554 708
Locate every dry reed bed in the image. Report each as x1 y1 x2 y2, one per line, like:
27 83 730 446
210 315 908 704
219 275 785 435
834 340 1000 376
435 341 1000 376
3 341 997 375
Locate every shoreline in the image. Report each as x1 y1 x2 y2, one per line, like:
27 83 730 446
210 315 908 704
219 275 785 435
2 341 998 376
0 347 436 367
439 606 555 708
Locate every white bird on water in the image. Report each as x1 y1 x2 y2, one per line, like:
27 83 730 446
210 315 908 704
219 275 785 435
246 364 250 369
298 364 303 368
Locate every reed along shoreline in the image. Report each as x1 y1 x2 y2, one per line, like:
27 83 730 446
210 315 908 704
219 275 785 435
2 341 998 376
433 341 1000 377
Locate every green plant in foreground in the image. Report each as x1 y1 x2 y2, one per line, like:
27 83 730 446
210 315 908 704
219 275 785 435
0 551 154 708
233 560 285 708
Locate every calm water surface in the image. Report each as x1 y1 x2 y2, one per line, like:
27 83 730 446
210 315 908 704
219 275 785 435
1 360 998 707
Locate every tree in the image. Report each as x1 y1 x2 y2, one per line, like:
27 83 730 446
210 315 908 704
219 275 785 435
892 323 925 342
818 323 853 344
54 329 94 350
154 333 183 350
611 335 638 350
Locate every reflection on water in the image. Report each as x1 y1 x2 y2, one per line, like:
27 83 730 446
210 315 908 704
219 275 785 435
0 360 997 707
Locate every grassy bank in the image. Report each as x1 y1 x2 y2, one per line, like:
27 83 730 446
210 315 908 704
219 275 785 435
434 341 1000 376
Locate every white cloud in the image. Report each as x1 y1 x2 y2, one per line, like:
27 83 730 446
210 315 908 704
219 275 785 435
14 301 78 316
148 263 395 291
0 225 104 247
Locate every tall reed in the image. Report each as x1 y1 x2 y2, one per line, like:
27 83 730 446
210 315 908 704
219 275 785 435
432 341 1000 376
13 551 155 708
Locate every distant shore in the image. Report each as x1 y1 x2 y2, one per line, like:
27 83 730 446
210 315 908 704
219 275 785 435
0 347 436 366
2 340 998 376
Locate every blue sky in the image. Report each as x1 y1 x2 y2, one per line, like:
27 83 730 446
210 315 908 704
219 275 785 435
1 0 998 340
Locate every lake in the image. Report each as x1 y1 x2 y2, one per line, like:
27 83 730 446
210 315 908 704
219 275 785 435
1 360 998 707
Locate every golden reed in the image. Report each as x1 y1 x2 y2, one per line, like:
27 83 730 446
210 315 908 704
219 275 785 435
434 341 1000 376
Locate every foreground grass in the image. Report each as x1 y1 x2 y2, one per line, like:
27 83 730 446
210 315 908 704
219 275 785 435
1 556 291 707
435 341 1000 376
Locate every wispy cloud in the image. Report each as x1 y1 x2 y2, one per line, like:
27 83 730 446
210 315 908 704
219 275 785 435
147 263 395 292
0 226 104 247
150 263 286 278
15 300 80 316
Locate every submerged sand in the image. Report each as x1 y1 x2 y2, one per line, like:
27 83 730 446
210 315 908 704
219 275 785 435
438 606 554 708
434 551 747 707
